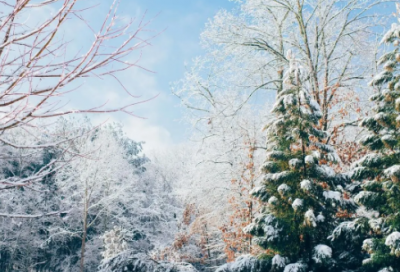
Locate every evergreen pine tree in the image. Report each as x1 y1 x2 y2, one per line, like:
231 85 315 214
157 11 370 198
244 51 355 272
330 18 400 272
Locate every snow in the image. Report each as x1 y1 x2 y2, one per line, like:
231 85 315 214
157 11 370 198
383 60 397 71
272 254 288 268
381 22 400 43
362 238 374 253
378 268 394 272
368 218 384 232
384 165 400 181
261 161 278 173
305 155 315 165
385 232 400 256
300 179 312 191
283 262 307 272
323 191 341 202
268 196 278 205
243 223 257 235
300 106 311 116
249 186 268 201
292 198 303 211
312 150 321 159
99 252 199 272
278 184 291 196
263 225 280 241
315 165 335 179
102 227 129 260
356 206 379 218
313 244 332 263
304 209 317 227
265 171 293 183
289 158 302 169
362 258 372 265
264 214 277 225
317 213 325 222
314 142 335 153
382 134 396 144
329 219 364 242
215 255 270 272
283 94 296 107
249 186 264 195
354 191 377 205
358 133 376 145
309 100 321 112
299 90 310 104
253 214 282 242
266 151 286 161
353 153 382 168
374 112 388 123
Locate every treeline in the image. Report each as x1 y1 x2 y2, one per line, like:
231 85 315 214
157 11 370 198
171 1 400 272
4 1 400 272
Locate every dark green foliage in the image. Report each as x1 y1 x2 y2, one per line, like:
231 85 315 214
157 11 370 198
244 52 353 271
329 22 400 272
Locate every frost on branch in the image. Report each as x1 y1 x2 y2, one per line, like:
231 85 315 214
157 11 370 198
381 23 400 43
268 196 279 206
384 165 400 182
215 255 271 272
300 179 313 191
98 252 198 272
362 238 374 254
385 232 400 256
354 191 380 206
378 268 394 272
312 244 332 264
250 186 269 201
368 218 385 233
283 262 308 272
272 254 289 269
329 218 369 244
323 191 341 202
304 209 317 227
292 198 303 211
277 184 291 196
102 227 129 260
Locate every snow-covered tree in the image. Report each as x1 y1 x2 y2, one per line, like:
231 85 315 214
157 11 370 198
330 10 400 271
0 0 153 194
243 51 355 271
174 0 389 148
220 134 263 262
102 227 129 260
0 126 66 271
52 122 144 271
0 117 170 271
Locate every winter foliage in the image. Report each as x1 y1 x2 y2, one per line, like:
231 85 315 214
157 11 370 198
0 118 181 271
3 1 400 272
243 50 354 271
328 6 400 271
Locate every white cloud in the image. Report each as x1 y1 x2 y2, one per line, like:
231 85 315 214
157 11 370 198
123 117 172 151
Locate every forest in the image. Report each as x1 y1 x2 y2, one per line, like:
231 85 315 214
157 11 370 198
1 0 400 272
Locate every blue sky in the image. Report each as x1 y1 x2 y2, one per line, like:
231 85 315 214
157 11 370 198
73 0 237 150
65 0 395 151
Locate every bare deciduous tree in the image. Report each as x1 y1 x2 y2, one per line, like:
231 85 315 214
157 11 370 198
0 0 154 191
174 0 391 146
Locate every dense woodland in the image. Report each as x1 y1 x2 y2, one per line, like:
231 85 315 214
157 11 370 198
2 0 400 271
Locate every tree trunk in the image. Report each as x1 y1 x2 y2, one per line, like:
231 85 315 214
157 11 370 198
80 188 89 272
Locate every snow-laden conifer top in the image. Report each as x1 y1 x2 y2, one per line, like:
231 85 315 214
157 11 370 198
313 244 332 263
